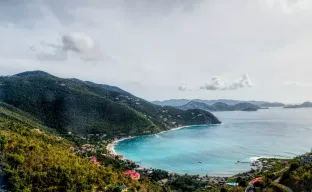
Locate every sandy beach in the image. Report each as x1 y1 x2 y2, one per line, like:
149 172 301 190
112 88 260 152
106 136 136 155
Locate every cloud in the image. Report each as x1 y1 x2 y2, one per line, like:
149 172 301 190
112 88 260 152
200 74 253 91
2 0 312 102
284 81 312 87
37 32 98 61
178 84 191 91
264 0 312 13
62 33 95 54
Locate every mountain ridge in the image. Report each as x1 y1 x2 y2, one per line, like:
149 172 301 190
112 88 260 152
284 101 312 109
177 101 260 111
0 71 221 138
153 99 285 108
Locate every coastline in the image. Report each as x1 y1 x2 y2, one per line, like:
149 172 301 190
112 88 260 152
106 136 135 156
107 124 221 156
105 123 296 178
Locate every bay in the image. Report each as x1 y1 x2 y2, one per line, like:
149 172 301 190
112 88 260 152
115 107 312 176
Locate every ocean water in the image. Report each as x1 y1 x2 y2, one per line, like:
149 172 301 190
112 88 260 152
115 108 312 176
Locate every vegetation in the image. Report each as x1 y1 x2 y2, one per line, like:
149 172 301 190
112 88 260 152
279 155 312 191
0 71 220 138
0 105 164 192
0 71 311 192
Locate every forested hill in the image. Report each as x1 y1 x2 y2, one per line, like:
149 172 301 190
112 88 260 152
0 101 164 191
0 71 220 138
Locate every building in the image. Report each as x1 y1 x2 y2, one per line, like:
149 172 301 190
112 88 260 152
123 170 140 180
300 155 312 164
93 161 100 166
90 156 97 162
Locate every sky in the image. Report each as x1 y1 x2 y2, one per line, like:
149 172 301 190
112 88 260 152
1 0 312 103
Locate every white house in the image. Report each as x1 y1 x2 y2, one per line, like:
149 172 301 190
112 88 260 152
300 155 312 164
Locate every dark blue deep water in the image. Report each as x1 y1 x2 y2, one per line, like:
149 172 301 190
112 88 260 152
115 108 312 176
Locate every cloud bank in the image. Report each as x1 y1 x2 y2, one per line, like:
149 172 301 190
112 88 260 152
200 74 253 91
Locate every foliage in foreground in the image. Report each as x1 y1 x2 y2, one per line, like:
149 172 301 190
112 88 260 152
0 113 163 192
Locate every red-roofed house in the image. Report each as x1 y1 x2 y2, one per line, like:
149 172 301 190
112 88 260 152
123 170 140 180
249 177 263 185
90 156 97 162
93 161 100 166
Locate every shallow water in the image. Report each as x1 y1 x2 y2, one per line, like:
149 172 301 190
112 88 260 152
115 108 312 176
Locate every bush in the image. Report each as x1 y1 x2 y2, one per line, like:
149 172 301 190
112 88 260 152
238 180 247 187
290 161 299 171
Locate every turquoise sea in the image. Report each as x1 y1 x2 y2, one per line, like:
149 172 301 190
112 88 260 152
115 108 312 176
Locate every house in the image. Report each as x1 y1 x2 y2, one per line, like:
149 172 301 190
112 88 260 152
300 155 312 164
93 161 100 166
123 170 140 180
249 177 263 185
90 156 97 162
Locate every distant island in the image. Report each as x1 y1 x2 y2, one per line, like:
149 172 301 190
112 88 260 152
152 99 285 108
284 101 312 109
176 101 260 112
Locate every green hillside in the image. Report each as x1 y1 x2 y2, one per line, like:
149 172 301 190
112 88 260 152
0 103 164 192
0 71 220 138
279 153 312 191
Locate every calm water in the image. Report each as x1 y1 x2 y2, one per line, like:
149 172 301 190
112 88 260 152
115 108 312 176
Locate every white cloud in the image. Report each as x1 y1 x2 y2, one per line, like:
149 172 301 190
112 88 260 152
36 32 99 61
200 74 253 91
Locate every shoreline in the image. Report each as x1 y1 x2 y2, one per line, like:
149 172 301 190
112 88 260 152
107 124 221 156
106 136 136 156
106 123 284 178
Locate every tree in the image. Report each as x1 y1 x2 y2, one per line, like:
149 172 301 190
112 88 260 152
238 180 247 187
236 176 242 183
290 161 299 171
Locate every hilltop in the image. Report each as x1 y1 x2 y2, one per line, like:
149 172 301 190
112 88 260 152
153 99 285 108
0 71 220 138
284 101 312 109
177 101 260 112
